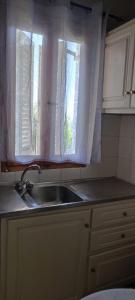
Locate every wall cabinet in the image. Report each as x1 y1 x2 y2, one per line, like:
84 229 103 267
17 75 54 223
103 19 135 113
1 210 90 300
131 53 135 107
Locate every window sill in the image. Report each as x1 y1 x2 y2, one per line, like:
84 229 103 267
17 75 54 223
1 161 85 172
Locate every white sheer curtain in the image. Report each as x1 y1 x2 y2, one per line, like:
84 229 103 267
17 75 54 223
0 0 106 164
91 13 108 163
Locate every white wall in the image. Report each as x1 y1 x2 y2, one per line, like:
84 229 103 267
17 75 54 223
81 114 120 179
0 115 121 184
117 116 135 184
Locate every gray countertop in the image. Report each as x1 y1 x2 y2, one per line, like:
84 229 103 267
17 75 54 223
1 177 135 218
70 177 135 202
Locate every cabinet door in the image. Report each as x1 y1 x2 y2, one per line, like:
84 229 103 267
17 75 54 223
131 42 135 107
1 211 90 300
88 244 135 293
103 32 134 109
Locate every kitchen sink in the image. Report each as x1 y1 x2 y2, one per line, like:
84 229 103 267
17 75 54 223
22 185 82 208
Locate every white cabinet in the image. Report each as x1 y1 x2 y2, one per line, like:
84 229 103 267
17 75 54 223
131 55 135 107
1 210 90 300
88 199 135 294
103 19 135 113
88 244 135 293
2 198 135 299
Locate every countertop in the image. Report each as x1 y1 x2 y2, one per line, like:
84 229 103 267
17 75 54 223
70 177 135 202
1 177 135 218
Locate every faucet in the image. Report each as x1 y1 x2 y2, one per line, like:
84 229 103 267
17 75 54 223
15 164 41 195
21 164 41 183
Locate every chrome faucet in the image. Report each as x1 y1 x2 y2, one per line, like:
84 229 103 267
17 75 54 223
21 164 41 182
15 164 41 195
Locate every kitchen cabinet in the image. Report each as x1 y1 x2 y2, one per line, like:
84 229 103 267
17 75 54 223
92 200 135 229
103 19 135 113
131 54 135 107
1 209 90 300
2 197 135 299
88 244 135 293
88 198 135 294
90 222 135 252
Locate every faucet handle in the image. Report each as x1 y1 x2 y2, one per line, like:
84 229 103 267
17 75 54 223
26 180 34 192
15 181 25 193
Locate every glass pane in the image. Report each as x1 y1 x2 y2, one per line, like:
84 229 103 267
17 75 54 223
64 41 80 155
15 29 43 156
55 39 80 157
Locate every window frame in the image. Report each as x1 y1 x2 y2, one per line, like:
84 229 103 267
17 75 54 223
1 161 85 172
5 28 84 170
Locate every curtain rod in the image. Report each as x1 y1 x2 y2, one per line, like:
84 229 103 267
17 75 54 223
70 1 125 22
70 1 92 12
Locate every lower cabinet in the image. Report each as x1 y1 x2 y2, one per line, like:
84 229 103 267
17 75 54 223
2 200 135 300
1 210 90 300
88 243 135 293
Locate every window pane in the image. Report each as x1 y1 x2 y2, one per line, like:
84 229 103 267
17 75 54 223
64 41 80 155
15 29 43 156
55 39 80 157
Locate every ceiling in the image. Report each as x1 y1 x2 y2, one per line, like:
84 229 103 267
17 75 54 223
73 0 135 30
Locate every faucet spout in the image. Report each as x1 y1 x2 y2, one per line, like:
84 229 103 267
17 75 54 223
15 164 41 194
21 164 41 183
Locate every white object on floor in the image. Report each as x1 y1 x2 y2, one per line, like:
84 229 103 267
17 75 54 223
81 289 135 300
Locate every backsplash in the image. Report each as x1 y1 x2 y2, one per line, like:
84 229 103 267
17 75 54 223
0 115 121 184
81 114 120 179
117 115 135 184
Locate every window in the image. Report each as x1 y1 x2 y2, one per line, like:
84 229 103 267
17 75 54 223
15 29 81 159
55 40 81 157
15 29 43 157
1 1 103 170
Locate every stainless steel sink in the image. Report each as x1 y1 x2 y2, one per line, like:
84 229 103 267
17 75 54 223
22 186 82 208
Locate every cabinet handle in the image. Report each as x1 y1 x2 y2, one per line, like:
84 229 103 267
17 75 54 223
84 223 89 228
125 91 131 95
123 211 127 217
91 268 96 273
121 233 125 239
132 90 135 94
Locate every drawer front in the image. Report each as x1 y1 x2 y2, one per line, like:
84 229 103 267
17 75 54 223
90 223 135 253
88 243 135 293
92 201 135 229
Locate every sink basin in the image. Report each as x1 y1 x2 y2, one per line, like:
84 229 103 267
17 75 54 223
22 186 82 208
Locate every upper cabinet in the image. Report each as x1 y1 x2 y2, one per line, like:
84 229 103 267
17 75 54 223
103 19 135 114
131 48 135 107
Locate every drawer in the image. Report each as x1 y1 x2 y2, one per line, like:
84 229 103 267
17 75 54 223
90 223 135 253
92 201 135 229
88 243 135 293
